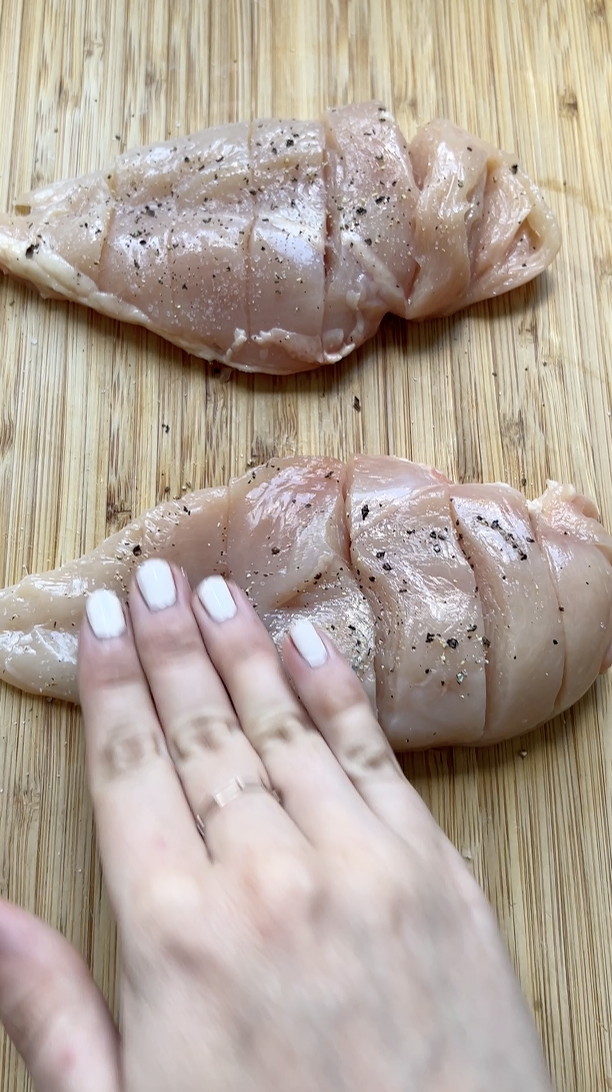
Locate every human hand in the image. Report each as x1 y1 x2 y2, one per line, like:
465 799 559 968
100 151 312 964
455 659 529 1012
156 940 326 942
0 562 553 1091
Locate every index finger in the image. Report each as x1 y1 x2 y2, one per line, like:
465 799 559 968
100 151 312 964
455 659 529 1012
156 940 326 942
78 589 208 929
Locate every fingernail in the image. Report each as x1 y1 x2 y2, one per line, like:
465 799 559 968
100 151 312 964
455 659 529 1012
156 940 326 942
197 575 237 622
86 589 126 640
136 558 177 611
289 620 328 668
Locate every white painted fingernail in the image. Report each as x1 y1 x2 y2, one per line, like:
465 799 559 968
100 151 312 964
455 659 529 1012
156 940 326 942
86 589 126 640
289 620 328 668
136 558 177 611
197 575 237 622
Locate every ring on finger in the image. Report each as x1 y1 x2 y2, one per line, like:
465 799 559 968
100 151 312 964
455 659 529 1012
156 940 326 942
195 776 281 840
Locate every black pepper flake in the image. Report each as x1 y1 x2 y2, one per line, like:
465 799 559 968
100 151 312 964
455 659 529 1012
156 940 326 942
482 636 491 648
353 395 361 411
364 237 372 246
369 575 376 582
447 637 458 649
355 206 367 214
25 243 39 259
553 639 558 645
286 138 294 147
324 470 333 478
375 550 385 558
361 504 369 520
467 624 477 632
145 206 156 217
425 633 435 643
382 561 392 571
510 163 518 174
271 546 280 555
132 544 142 556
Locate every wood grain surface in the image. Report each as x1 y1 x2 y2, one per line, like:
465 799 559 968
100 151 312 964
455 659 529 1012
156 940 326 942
0 1 611 1087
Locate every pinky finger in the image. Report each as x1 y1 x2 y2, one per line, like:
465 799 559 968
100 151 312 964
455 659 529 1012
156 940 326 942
281 621 440 845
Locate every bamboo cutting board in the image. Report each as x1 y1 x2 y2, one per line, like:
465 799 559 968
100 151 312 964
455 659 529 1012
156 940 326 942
0 1 611 1087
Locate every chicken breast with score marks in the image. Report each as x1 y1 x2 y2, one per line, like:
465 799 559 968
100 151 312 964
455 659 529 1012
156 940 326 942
528 481 612 713
347 457 486 748
0 103 560 374
226 457 377 706
0 457 609 749
449 484 564 743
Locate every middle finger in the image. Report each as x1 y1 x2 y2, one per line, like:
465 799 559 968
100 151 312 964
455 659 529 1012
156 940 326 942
129 560 303 862
192 576 380 847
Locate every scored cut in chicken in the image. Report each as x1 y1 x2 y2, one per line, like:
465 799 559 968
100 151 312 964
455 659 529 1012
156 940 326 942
0 103 560 374
0 456 610 751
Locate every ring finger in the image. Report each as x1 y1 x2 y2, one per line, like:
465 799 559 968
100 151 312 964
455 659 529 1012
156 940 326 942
192 577 382 848
129 559 304 862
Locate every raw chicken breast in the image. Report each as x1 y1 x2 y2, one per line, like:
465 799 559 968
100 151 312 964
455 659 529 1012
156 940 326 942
0 103 560 374
0 487 228 701
1 457 609 750
528 482 612 713
449 484 564 743
227 458 376 706
347 457 486 748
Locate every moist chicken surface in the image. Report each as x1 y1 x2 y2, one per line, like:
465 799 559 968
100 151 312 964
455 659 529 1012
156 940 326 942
0 456 609 750
0 103 560 373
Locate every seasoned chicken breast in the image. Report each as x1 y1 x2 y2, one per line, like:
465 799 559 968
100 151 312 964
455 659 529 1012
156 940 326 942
347 457 487 748
528 482 612 713
449 484 564 742
0 457 609 751
0 103 560 374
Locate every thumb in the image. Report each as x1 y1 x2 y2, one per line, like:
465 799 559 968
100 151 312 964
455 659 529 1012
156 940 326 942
0 897 120 1092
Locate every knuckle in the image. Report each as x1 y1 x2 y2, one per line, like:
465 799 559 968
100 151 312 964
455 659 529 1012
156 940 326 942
81 639 141 688
243 851 320 933
315 668 370 721
341 736 399 779
130 873 210 966
249 707 312 751
137 613 204 664
168 710 239 761
96 720 165 780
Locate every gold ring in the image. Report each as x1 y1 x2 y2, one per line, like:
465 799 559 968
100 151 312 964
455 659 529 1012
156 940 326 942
195 776 278 839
